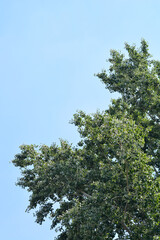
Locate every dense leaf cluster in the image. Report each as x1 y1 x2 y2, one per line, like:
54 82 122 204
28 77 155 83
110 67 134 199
13 40 160 239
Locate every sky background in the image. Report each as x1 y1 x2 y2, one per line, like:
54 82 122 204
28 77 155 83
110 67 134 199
1 0 160 239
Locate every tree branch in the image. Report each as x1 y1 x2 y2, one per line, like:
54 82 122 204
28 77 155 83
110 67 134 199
121 221 132 235
81 191 92 198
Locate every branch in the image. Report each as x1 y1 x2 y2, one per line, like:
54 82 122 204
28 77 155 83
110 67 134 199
121 221 132 235
81 191 132 237
153 166 159 176
81 191 92 198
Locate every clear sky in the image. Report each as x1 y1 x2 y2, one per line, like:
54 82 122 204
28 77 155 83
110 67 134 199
1 0 160 239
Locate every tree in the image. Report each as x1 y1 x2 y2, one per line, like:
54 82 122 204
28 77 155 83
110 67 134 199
13 40 160 239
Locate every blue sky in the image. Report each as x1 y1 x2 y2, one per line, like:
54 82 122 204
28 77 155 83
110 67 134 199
1 0 160 239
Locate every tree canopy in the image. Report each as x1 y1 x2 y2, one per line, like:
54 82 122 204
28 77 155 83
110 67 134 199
13 40 160 239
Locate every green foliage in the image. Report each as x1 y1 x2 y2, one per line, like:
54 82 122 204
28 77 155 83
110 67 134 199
13 40 160 239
